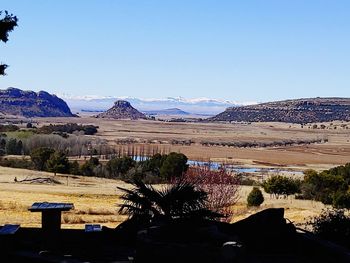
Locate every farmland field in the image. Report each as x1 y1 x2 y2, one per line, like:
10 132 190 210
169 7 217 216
34 117 350 170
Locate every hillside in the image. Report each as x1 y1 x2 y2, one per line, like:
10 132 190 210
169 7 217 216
0 87 74 117
96 100 147 119
210 98 350 123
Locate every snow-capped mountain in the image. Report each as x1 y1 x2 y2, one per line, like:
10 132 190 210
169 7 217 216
57 94 256 115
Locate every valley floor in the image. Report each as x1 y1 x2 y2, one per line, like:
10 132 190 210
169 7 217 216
34 117 350 170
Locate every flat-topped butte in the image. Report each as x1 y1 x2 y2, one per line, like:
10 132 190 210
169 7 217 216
210 97 350 124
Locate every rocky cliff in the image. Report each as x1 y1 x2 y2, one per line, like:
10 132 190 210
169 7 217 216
97 100 147 119
210 98 350 123
0 87 74 117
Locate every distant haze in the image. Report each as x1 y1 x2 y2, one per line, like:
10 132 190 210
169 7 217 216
58 94 257 115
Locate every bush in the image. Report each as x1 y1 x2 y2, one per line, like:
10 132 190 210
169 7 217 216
181 166 240 221
5 138 22 155
38 123 99 135
30 147 55 170
80 157 100 176
247 187 264 207
69 160 81 175
332 191 350 209
0 124 19 132
160 152 188 180
106 156 135 178
141 153 167 174
301 171 347 204
262 175 301 198
307 209 350 248
0 157 34 169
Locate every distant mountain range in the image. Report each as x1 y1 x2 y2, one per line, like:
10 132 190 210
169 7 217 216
58 94 256 115
0 88 74 117
210 97 350 124
3 88 348 124
143 108 190 116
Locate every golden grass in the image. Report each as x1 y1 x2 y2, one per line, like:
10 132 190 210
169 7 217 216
0 167 127 228
0 167 327 228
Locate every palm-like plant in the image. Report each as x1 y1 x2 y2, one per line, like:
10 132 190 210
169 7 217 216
117 180 222 222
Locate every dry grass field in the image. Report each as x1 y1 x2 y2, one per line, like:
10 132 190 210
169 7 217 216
0 166 326 229
0 167 127 229
35 117 350 170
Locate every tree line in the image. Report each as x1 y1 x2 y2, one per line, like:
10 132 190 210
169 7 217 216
1 146 189 184
261 164 350 209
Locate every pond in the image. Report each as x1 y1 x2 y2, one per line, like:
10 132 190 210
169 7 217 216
187 160 304 175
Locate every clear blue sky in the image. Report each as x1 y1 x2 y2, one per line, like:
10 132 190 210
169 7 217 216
1 0 349 101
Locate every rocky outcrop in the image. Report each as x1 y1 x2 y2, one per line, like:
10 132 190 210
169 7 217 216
210 98 350 124
0 87 74 117
97 100 147 119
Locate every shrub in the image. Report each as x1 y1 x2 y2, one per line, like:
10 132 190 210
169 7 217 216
160 152 188 180
247 187 264 207
301 172 347 204
5 138 22 155
38 123 98 135
181 166 240 221
80 157 100 176
69 160 81 175
332 191 350 209
30 147 55 170
262 175 301 198
307 209 350 248
106 156 135 178
0 157 33 169
0 124 19 132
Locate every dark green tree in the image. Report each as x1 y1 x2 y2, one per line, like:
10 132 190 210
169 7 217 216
301 172 347 204
16 140 23 155
332 192 350 209
30 147 55 170
5 138 22 155
262 175 301 198
160 152 188 181
142 153 167 173
327 163 350 184
46 151 70 176
0 138 6 155
106 156 135 178
69 160 81 175
247 187 264 207
0 10 18 75
80 157 100 176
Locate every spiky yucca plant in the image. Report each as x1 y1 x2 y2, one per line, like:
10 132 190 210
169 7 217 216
117 180 222 222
